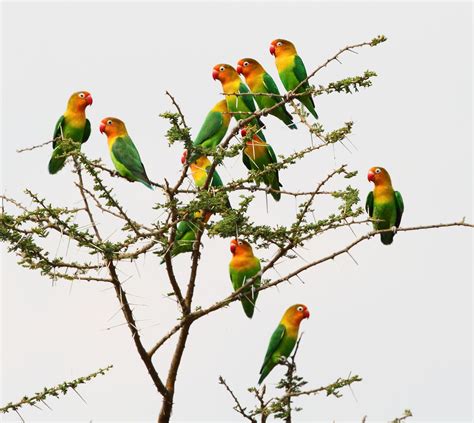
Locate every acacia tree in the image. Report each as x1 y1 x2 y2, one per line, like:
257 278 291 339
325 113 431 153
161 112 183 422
1 35 472 422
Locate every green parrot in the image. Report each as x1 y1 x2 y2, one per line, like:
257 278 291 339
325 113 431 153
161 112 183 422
270 39 319 120
212 63 266 141
229 238 261 319
259 304 310 384
99 117 153 189
49 91 92 174
161 210 212 262
241 128 282 201
366 166 404 245
193 99 231 150
237 58 296 130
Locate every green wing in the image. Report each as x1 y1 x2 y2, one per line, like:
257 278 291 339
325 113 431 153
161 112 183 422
293 55 309 84
262 73 282 96
394 191 404 228
52 115 65 148
365 191 374 217
82 119 91 144
239 82 257 113
260 324 286 373
266 143 278 164
193 111 223 146
242 151 253 171
112 136 151 185
210 169 224 188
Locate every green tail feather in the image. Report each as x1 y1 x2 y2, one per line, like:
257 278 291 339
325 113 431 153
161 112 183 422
381 232 394 245
258 362 275 385
48 147 68 174
300 95 319 120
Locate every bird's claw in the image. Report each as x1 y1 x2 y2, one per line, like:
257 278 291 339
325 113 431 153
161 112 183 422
391 226 397 234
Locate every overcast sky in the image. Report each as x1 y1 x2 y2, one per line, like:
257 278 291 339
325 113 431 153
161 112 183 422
1 1 472 422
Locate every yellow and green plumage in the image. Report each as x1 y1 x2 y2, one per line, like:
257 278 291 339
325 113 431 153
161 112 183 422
241 129 282 201
49 91 92 174
270 39 319 120
193 100 231 150
212 64 266 141
100 117 153 189
258 304 310 384
237 58 296 130
366 166 404 245
229 239 261 319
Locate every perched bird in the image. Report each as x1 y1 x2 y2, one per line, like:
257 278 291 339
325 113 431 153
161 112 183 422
269 39 319 120
181 150 225 189
162 210 212 261
366 167 404 245
258 304 310 384
237 58 296 130
193 100 231 150
181 150 232 209
212 64 266 140
241 128 282 201
229 238 261 319
99 117 153 189
49 91 93 174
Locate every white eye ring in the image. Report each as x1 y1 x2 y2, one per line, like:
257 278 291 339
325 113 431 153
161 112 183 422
297 306 303 312
107 120 113 125
219 66 225 72
238 241 243 245
276 41 282 47
79 92 85 98
243 61 249 67
375 168 381 174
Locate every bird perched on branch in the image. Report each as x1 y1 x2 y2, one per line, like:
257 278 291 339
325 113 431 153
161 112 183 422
229 239 261 319
241 128 282 201
49 91 92 174
162 210 212 262
193 100 231 150
366 166 404 245
258 304 310 384
270 39 319 120
99 117 153 189
237 58 296 130
212 63 266 141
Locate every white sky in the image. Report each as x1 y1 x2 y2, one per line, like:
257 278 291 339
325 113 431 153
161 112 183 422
1 1 472 422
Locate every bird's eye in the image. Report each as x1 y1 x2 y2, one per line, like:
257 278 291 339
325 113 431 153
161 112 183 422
238 241 243 245
276 41 283 47
375 168 381 174
78 92 85 98
219 66 225 72
243 61 249 67
107 120 113 125
297 306 303 312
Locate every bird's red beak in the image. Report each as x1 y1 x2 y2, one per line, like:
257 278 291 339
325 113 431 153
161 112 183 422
86 94 93 106
181 149 188 165
303 309 310 319
236 65 243 75
240 128 247 137
99 122 106 134
367 171 375 182
230 239 237 254
212 70 219 80
269 44 275 56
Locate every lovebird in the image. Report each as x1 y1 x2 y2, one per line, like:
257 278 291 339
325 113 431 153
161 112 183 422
193 100 231 150
212 64 266 141
366 167 404 245
162 210 212 261
241 128 282 201
237 58 296 130
258 304 310 384
181 150 232 209
229 238 261 319
49 91 93 174
99 117 153 189
270 39 319 120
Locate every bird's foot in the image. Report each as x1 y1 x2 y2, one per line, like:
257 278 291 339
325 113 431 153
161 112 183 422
391 226 398 234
